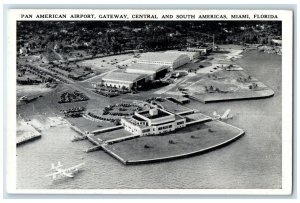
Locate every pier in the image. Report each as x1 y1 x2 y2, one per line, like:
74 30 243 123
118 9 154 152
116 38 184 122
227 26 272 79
17 133 42 146
105 134 140 145
91 125 123 134
85 145 103 153
86 134 102 145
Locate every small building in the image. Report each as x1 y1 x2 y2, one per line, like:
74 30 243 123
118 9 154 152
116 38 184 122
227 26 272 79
271 39 282 46
121 108 186 136
137 52 190 70
101 72 147 89
125 64 169 80
187 47 207 55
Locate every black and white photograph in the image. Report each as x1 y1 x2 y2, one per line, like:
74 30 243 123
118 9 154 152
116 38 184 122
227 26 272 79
5 9 293 195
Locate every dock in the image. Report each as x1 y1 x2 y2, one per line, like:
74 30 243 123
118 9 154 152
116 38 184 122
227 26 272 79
105 134 140 145
91 125 123 134
17 133 41 146
85 145 102 153
166 96 190 104
17 120 42 146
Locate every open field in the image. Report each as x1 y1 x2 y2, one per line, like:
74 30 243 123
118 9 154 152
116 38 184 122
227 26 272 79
179 68 274 103
17 85 53 98
176 61 212 73
77 53 134 75
67 116 115 132
184 112 211 122
150 99 193 114
17 84 90 118
189 89 274 103
104 121 243 163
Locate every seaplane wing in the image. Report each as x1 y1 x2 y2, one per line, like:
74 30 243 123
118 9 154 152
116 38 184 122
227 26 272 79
63 163 85 173
45 171 61 178
221 109 231 119
46 162 84 179
46 171 73 179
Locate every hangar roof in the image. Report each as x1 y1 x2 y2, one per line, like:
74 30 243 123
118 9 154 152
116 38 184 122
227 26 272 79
138 52 189 63
102 71 145 83
126 63 169 74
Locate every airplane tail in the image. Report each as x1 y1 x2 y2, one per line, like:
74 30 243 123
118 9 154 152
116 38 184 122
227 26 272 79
51 161 63 170
222 109 231 118
213 111 218 117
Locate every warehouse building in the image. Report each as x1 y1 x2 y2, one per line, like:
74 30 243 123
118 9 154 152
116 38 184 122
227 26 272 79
165 50 200 60
125 63 169 80
121 108 186 136
137 52 190 70
101 72 147 89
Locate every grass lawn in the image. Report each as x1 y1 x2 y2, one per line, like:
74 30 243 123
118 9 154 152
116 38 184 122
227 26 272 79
67 116 115 132
178 68 274 102
153 99 193 114
184 112 211 122
77 54 134 74
105 121 243 162
190 88 274 103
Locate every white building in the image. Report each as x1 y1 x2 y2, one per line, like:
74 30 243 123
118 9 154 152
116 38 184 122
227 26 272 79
165 50 200 61
125 64 169 80
187 47 207 55
137 52 190 70
121 108 186 136
101 72 147 89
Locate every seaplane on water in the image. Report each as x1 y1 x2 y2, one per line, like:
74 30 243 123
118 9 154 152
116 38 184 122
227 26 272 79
45 161 85 180
212 109 233 121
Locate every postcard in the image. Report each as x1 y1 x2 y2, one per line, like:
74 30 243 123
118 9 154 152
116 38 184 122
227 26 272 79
5 9 293 195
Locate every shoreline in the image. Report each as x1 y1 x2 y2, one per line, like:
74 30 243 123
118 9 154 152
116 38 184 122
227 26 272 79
189 89 275 103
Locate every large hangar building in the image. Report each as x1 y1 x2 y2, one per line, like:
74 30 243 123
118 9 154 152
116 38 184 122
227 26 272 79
125 63 169 80
137 52 190 70
101 72 147 89
165 50 200 60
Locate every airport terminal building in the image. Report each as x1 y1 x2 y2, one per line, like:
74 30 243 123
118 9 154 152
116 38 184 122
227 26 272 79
137 52 190 70
121 108 186 136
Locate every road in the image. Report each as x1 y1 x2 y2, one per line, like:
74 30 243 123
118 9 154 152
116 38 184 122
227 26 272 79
32 63 105 101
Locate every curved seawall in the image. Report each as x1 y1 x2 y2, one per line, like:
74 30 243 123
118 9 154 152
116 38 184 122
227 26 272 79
102 121 245 165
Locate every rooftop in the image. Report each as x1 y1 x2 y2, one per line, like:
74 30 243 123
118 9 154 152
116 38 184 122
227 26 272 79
165 50 198 57
102 71 145 82
138 109 172 119
138 52 189 63
126 63 169 73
